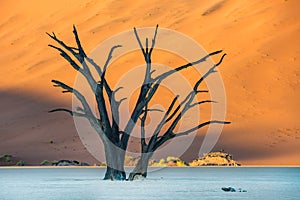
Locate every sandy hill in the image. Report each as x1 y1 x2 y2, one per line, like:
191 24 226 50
0 0 299 165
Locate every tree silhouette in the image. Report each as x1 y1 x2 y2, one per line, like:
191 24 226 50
47 25 229 181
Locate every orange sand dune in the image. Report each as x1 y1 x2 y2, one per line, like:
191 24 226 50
0 0 299 165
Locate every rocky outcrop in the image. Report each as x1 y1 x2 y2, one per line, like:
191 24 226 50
51 160 90 166
189 151 240 166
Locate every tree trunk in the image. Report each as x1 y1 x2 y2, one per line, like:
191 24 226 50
128 153 153 181
103 166 126 180
103 143 126 180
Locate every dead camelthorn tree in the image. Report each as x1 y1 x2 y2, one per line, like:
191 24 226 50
47 25 229 181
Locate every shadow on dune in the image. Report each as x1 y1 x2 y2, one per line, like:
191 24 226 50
0 91 298 165
0 90 97 165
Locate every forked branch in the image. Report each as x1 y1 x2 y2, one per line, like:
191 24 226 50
146 53 228 152
50 80 98 126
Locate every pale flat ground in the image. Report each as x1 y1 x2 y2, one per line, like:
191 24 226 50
0 0 299 165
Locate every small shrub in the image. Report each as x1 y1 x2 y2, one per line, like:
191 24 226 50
4 154 12 162
98 162 106 166
16 160 25 166
159 158 166 165
176 160 188 167
124 156 133 165
166 156 178 162
51 160 59 165
152 158 167 167
0 154 12 162
40 160 50 166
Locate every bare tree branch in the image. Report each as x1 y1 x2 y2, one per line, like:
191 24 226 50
189 100 217 109
148 53 228 152
47 27 122 143
72 25 87 62
85 57 103 78
135 49 221 124
176 120 231 137
166 53 227 133
46 32 76 57
149 24 159 56
121 25 160 150
47 33 98 93
140 105 148 153
103 45 122 73
133 27 146 56
165 93 193 123
48 45 81 71
51 80 98 125
95 82 112 134
154 50 223 82
46 31 82 63
141 108 164 114
147 95 179 151
101 45 123 141
193 53 227 91
49 108 86 118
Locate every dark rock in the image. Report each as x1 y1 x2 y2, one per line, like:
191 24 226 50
222 187 247 192
237 188 247 192
72 160 80 165
52 160 90 166
222 187 236 192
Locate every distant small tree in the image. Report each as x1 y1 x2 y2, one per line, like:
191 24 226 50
47 25 229 181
